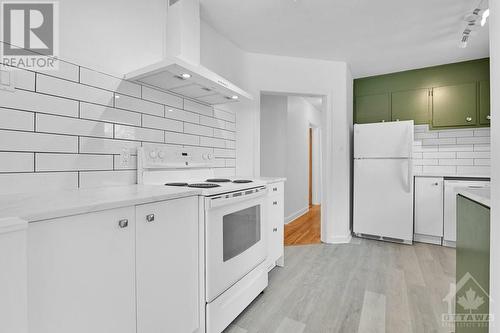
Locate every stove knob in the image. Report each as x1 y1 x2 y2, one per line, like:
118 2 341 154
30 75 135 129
207 153 214 160
202 153 208 160
149 150 157 159
158 151 165 159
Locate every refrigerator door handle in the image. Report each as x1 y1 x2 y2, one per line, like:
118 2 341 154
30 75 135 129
406 126 413 193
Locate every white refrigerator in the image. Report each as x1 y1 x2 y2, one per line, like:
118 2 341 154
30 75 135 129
353 120 414 244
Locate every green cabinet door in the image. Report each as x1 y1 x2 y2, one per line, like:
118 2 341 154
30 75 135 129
432 82 477 127
456 195 490 333
391 88 429 124
355 93 390 124
479 80 490 125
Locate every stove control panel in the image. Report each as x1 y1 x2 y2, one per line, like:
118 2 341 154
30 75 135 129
139 146 215 169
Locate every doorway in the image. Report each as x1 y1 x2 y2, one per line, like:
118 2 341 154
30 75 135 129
259 92 323 246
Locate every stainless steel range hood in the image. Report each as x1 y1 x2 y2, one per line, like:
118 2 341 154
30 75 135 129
125 0 252 105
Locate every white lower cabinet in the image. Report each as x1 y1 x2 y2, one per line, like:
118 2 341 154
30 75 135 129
27 196 202 333
28 207 137 333
267 181 284 270
135 196 201 333
414 177 444 245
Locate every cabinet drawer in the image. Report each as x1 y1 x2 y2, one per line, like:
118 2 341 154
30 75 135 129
268 182 284 197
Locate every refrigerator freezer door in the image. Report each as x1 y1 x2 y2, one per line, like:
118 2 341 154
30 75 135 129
354 121 414 159
353 159 413 242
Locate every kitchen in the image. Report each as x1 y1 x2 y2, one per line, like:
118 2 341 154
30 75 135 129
0 0 498 333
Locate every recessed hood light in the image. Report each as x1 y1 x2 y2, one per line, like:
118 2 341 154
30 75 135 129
178 73 191 79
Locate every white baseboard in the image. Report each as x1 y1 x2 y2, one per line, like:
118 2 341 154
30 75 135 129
284 207 309 224
322 234 352 244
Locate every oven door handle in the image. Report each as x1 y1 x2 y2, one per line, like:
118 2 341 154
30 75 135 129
206 187 268 209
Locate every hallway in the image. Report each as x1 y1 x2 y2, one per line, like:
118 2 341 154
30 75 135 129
284 205 321 246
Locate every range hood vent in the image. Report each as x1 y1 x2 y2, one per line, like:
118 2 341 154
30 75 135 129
125 0 251 105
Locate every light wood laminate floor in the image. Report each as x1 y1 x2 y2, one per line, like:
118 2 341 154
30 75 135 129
285 205 321 246
225 238 455 333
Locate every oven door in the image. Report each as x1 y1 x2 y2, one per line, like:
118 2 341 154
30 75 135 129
205 187 268 303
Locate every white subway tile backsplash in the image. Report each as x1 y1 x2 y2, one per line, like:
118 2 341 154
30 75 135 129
79 67 141 98
184 99 213 116
38 60 79 82
0 152 34 172
438 130 473 138
142 114 183 132
36 153 113 172
0 108 34 131
184 123 213 137
79 137 140 155
142 87 183 108
0 172 78 195
164 131 199 146
115 94 163 117
200 137 226 148
0 88 78 117
200 115 225 129
37 74 114 106
438 159 473 166
37 114 114 138
79 170 137 188
213 128 236 140
214 109 236 122
80 102 141 126
457 166 490 176
0 62 237 193
456 136 490 144
165 107 200 123
0 130 77 153
114 124 163 143
413 125 490 176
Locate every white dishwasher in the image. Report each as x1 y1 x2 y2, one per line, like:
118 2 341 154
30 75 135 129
443 179 490 247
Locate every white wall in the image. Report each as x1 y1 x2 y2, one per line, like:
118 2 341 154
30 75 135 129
58 0 166 76
489 1 499 330
284 96 321 222
260 95 287 178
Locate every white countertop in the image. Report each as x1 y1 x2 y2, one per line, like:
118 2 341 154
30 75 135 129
0 185 201 222
457 188 491 208
254 176 287 184
415 174 490 179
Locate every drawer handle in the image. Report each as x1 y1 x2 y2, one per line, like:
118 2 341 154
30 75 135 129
466 116 472 122
487 115 491 120
118 219 129 228
273 187 278 191
146 214 155 223
273 228 278 232
433 182 439 186
273 201 278 205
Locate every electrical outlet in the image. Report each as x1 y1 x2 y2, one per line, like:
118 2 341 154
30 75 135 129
120 148 131 166
0 66 15 92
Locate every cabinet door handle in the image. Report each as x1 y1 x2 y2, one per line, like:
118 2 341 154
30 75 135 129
146 214 155 223
273 201 278 205
433 182 439 186
466 116 472 122
118 219 129 228
273 228 278 232
487 115 491 120
273 187 278 192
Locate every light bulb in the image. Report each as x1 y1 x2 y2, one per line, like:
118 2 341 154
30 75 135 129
481 9 490 26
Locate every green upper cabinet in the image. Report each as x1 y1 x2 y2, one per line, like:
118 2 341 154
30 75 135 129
391 88 429 124
479 80 491 125
431 82 477 128
353 58 490 128
355 93 390 124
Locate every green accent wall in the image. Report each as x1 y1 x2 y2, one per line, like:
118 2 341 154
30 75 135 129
456 195 490 333
353 58 490 128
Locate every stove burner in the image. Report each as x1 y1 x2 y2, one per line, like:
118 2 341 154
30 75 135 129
188 183 221 188
165 182 188 187
206 178 231 183
232 179 253 184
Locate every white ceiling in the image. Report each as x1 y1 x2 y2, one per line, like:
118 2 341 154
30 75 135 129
200 0 490 78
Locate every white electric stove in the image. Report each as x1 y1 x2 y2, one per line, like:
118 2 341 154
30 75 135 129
138 146 269 333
